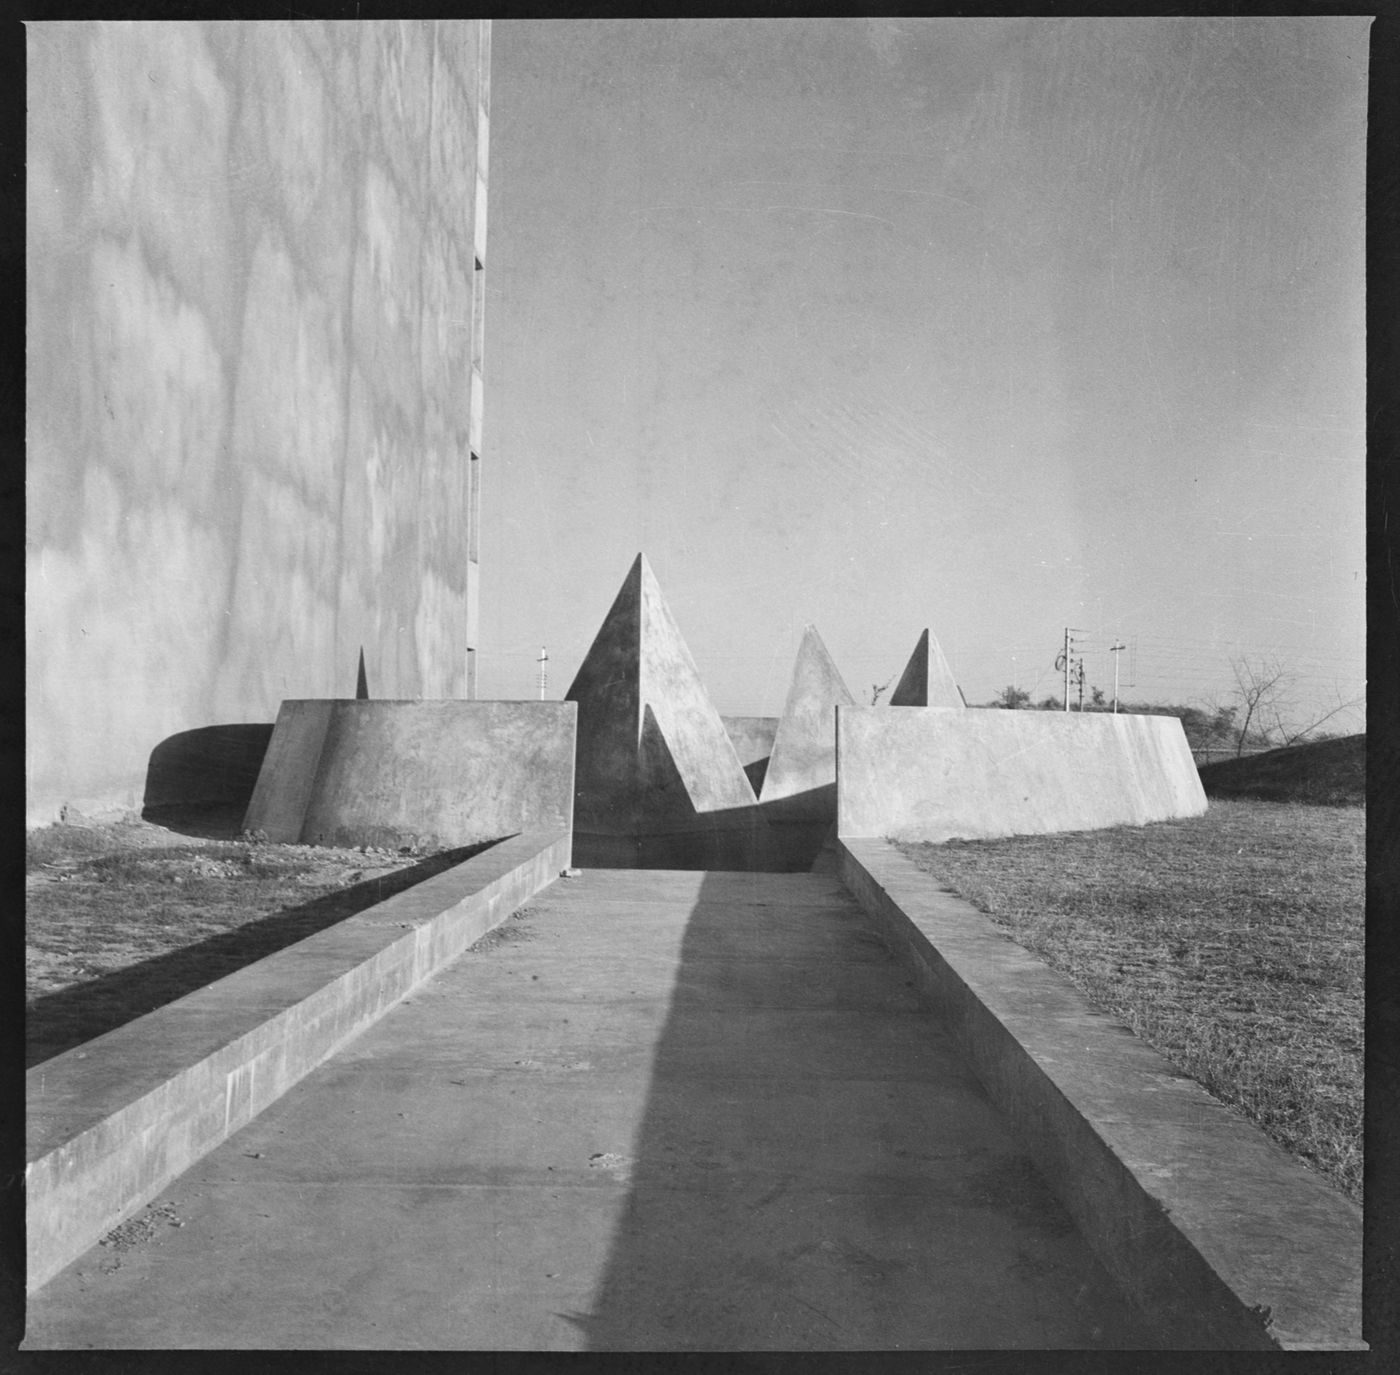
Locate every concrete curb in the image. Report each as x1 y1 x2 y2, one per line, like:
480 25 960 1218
837 837 1365 1351
26 829 571 1293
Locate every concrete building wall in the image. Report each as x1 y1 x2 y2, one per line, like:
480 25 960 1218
26 20 490 826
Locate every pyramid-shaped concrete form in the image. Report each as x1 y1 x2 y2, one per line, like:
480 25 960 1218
566 554 756 841
759 624 856 809
888 628 965 707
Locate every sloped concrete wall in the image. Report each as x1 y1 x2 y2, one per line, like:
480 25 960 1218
243 700 575 850
837 707 1206 841
26 20 490 826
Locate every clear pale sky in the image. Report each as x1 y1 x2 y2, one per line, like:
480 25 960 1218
479 18 1367 732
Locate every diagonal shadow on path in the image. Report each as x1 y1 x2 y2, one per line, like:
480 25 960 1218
26 839 502 1068
561 869 1158 1351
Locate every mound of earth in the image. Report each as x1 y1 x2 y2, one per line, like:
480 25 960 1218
1197 733 1364 806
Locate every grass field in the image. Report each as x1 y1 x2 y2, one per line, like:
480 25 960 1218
897 797 1363 1202
24 819 497 1067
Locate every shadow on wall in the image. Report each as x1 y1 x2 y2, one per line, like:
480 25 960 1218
571 708 825 872
25 840 501 1068
742 758 769 794
560 871 1156 1350
142 724 274 831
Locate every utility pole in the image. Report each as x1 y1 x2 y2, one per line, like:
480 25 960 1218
537 645 548 700
1110 642 1126 713
1062 627 1071 711
1056 628 1084 711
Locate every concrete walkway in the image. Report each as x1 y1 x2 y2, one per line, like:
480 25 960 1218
25 869 1155 1350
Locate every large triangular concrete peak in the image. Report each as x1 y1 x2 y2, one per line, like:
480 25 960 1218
889 628 964 708
566 554 754 834
635 557 755 814
759 624 856 805
565 556 645 831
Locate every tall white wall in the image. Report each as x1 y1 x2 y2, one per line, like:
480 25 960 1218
27 21 490 825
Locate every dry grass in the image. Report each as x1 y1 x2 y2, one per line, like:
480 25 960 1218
896 798 1363 1202
25 819 499 1066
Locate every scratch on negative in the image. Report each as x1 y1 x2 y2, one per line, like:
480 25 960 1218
793 1294 844 1330
756 205 896 229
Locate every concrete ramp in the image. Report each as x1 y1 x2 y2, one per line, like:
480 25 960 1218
837 706 1206 841
567 555 763 867
758 624 855 813
888 628 965 707
24 868 1155 1350
242 700 577 849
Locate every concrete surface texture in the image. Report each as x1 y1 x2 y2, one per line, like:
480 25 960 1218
720 716 778 766
720 715 778 793
839 838 1364 1350
888 628 965 708
26 20 491 826
758 624 856 814
837 706 1207 841
566 556 758 861
26 831 569 1294
242 699 576 848
24 869 1156 1350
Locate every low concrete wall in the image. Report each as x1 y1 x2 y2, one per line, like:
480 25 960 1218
26 830 570 1293
243 700 576 848
838 838 1364 1350
837 706 1206 841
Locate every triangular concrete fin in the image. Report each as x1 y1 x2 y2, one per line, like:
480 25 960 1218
355 648 369 700
889 628 964 708
636 556 756 813
566 556 645 832
759 624 856 805
567 554 753 833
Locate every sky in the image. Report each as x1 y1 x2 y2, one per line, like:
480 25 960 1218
479 18 1368 732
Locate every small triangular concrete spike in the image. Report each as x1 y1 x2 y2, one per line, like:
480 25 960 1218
566 554 754 833
889 628 964 708
759 624 856 805
355 648 369 700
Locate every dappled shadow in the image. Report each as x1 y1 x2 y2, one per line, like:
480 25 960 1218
25 838 502 1068
566 871 1158 1350
142 723 274 816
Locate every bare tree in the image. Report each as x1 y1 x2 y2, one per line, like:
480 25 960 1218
1229 656 1364 756
1230 655 1290 757
870 678 892 706
1279 688 1366 748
